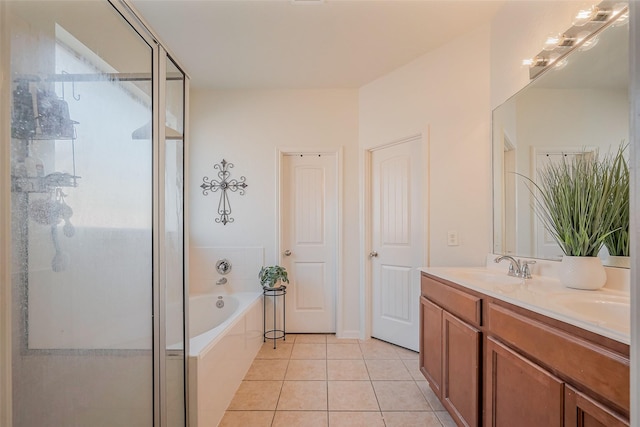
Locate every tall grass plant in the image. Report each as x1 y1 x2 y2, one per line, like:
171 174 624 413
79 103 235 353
603 144 629 256
521 148 625 257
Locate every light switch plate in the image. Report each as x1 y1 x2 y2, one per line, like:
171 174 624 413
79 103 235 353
447 230 459 246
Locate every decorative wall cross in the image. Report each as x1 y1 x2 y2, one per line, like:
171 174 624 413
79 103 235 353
200 159 248 225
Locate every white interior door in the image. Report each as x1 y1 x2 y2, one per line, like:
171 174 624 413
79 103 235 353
281 153 337 333
371 138 423 351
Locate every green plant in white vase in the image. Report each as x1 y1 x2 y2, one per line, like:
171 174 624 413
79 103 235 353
603 144 629 262
520 148 623 289
259 265 289 289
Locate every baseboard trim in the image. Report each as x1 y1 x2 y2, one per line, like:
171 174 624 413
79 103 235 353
337 330 360 340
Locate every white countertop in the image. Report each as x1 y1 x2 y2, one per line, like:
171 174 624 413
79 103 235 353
421 266 630 345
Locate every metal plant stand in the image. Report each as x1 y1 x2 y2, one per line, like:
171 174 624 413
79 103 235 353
263 285 286 349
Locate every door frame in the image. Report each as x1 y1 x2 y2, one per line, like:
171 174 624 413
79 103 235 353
360 132 430 341
276 147 343 335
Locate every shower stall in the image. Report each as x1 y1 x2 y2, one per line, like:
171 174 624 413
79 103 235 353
0 1 188 425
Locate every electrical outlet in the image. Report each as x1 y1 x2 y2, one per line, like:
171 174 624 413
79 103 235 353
447 230 459 246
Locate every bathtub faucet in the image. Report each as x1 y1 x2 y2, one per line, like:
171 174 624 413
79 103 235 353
216 277 228 285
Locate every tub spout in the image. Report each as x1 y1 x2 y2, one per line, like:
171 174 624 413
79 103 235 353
216 277 227 285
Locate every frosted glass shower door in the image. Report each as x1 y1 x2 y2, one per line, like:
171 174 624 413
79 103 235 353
8 2 155 425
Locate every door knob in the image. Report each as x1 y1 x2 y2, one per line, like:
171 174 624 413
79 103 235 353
369 251 378 258
284 250 292 256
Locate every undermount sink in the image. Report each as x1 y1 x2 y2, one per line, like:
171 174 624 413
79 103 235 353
454 270 524 286
548 293 630 333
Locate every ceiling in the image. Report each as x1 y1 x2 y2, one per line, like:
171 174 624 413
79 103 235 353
131 0 504 89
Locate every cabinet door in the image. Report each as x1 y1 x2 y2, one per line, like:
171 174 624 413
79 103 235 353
442 311 480 427
565 386 629 427
420 296 442 396
485 337 563 427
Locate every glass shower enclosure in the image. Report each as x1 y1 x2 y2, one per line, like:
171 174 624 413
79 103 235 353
1 1 188 425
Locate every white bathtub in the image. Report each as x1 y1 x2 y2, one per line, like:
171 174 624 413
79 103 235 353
188 291 263 427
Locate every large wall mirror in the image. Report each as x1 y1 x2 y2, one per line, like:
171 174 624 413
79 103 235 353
492 15 629 267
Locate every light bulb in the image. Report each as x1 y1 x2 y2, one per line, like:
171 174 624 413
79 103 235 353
573 6 596 26
543 34 561 51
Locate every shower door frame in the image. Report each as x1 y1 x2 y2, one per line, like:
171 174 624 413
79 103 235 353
1 1 12 425
108 2 192 426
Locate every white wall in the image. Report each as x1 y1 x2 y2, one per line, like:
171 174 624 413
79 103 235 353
189 89 360 334
188 1 609 336
359 24 493 268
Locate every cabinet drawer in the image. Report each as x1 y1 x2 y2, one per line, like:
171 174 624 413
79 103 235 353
421 274 481 327
487 303 630 416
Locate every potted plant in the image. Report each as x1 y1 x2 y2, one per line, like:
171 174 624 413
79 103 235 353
603 144 629 266
259 265 290 289
521 148 624 289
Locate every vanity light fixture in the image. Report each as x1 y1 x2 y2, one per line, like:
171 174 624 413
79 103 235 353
522 56 548 67
593 8 613 22
554 58 569 70
523 0 627 79
579 35 600 51
575 30 592 44
613 10 629 26
558 35 577 48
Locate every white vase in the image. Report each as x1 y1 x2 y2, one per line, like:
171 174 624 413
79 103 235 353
559 256 607 290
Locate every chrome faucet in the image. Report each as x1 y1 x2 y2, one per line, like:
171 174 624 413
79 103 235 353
494 256 536 279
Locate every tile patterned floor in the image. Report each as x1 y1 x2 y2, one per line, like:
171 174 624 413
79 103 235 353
220 334 457 427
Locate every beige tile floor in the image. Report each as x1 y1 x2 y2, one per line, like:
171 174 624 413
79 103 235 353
220 334 457 427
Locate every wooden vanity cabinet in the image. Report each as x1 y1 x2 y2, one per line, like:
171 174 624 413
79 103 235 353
420 276 482 426
419 272 630 427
